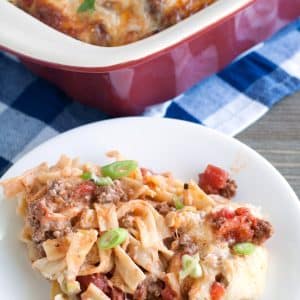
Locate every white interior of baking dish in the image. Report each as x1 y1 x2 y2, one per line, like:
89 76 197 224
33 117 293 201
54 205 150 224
0 0 253 68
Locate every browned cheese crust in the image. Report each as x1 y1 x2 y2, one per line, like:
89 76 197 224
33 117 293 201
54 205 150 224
12 0 216 46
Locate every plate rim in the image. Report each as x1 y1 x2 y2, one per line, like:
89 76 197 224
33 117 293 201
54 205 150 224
2 117 299 207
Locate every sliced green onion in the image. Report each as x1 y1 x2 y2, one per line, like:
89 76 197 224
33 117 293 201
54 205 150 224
233 242 256 255
174 196 184 210
94 176 113 186
98 228 128 249
77 0 95 12
179 254 202 280
190 262 202 278
81 171 92 180
61 279 81 296
81 171 113 186
101 160 138 180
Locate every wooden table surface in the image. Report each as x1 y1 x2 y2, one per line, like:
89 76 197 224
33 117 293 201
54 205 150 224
237 92 300 198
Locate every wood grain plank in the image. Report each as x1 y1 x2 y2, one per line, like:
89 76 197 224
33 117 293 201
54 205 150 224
237 92 300 198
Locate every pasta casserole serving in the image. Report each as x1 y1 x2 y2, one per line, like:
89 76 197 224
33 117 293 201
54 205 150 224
0 151 273 300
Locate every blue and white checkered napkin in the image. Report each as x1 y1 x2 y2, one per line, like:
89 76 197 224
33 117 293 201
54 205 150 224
0 18 300 176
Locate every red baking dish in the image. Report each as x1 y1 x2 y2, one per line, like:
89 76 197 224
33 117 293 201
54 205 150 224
0 0 299 115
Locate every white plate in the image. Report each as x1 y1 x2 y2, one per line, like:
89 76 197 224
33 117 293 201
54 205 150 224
0 117 299 299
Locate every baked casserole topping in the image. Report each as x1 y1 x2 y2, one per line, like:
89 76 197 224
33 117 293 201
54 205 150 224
10 0 216 46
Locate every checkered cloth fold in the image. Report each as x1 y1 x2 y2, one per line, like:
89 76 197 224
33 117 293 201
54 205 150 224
0 18 299 176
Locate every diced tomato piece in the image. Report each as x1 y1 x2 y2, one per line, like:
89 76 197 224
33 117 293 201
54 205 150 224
210 207 272 245
218 217 253 243
210 282 225 300
77 274 125 299
73 181 96 197
235 207 250 216
199 165 229 194
161 285 177 300
214 208 235 219
210 206 273 245
77 273 111 294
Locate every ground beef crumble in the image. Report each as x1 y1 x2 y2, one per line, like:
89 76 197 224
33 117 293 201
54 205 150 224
134 276 165 300
119 213 135 228
215 273 229 287
252 219 273 244
171 232 199 255
95 180 128 203
27 193 72 243
155 202 176 216
27 178 128 243
219 179 237 199
200 178 237 199
77 273 125 299
198 165 237 199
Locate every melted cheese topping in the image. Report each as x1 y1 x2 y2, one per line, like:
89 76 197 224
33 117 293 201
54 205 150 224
12 0 216 46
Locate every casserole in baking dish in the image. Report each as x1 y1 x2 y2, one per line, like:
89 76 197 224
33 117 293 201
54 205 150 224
10 0 216 46
0 0 299 115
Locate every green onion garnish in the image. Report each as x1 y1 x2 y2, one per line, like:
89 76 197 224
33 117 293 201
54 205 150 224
174 196 184 210
101 160 138 180
77 0 95 12
81 171 113 186
81 172 92 180
233 242 256 255
98 228 128 249
93 176 113 186
179 254 202 280
61 279 81 295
